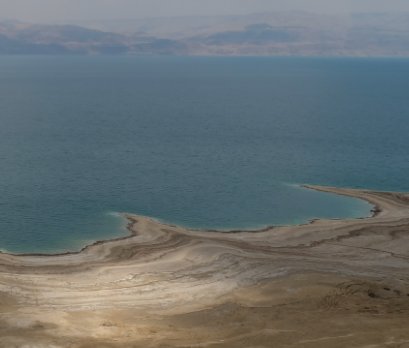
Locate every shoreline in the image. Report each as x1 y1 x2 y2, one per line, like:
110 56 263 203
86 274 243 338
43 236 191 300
1 184 378 258
0 184 409 347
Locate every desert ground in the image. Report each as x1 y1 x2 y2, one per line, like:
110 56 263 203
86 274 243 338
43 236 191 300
0 185 409 347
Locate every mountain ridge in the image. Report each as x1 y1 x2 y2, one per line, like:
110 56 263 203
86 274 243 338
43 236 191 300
1 12 409 56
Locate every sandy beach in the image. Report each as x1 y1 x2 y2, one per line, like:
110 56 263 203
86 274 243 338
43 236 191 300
0 185 409 347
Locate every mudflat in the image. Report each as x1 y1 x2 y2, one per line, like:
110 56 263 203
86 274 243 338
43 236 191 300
0 186 409 347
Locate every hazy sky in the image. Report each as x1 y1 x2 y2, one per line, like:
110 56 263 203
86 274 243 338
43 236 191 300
1 0 408 23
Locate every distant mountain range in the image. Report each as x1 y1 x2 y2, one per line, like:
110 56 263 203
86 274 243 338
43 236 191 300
0 20 184 54
1 12 409 56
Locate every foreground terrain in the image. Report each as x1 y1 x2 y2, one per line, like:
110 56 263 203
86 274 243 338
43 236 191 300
0 185 409 347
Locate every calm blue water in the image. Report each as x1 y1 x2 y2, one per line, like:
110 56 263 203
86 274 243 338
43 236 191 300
1 56 408 253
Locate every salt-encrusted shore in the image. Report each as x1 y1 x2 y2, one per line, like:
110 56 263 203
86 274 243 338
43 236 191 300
0 185 408 347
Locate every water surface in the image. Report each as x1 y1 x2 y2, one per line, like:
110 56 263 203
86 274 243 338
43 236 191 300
1 56 408 253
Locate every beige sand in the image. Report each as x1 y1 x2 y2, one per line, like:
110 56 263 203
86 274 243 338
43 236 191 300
0 185 409 347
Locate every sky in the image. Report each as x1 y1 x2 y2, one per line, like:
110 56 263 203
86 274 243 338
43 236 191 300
0 0 408 23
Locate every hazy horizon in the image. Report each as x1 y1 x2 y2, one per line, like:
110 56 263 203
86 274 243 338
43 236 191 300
1 0 409 24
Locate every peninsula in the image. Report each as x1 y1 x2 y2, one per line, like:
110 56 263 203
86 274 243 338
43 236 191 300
0 185 408 347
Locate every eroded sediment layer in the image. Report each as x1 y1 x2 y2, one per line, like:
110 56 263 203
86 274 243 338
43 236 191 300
0 185 409 347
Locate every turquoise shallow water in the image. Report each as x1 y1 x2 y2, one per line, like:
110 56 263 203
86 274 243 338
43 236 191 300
1 56 408 253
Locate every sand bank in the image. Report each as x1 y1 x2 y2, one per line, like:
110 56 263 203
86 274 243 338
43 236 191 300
0 185 409 347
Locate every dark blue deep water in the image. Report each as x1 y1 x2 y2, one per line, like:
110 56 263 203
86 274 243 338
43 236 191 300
1 56 408 253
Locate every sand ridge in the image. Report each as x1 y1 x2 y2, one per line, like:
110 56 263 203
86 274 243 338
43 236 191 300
0 185 409 347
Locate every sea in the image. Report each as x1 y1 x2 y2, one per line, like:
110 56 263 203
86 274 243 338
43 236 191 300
0 56 408 253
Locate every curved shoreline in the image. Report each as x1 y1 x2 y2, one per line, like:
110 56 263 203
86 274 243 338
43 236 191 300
0 184 409 347
0 184 379 258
